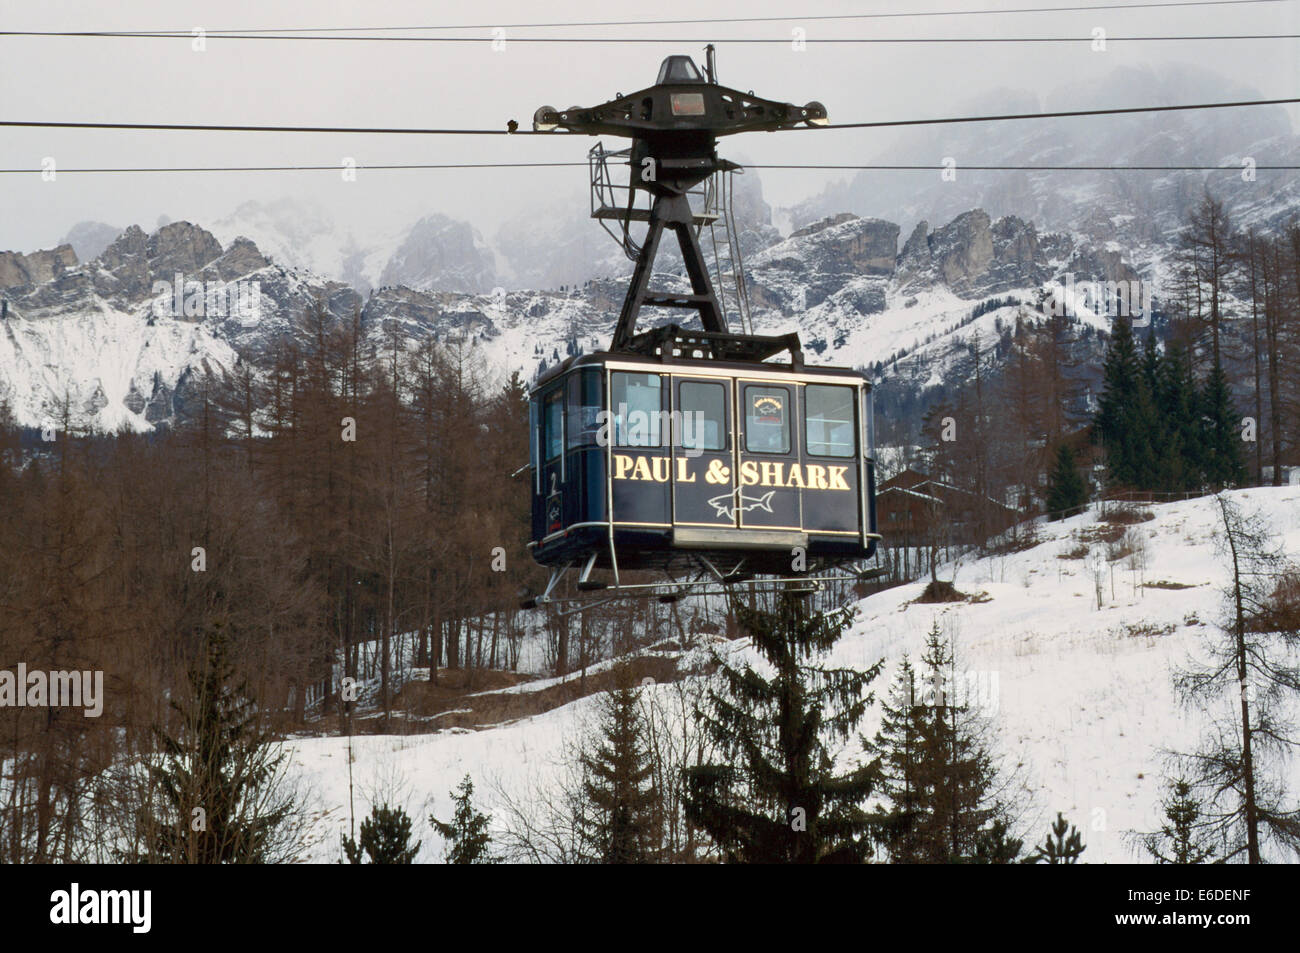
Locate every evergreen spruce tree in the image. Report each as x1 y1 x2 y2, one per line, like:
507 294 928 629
1026 812 1086 864
432 775 494 864
970 818 1025 864
342 803 420 864
1140 777 1216 864
866 657 926 862
1198 359 1246 488
1044 444 1088 519
863 657 925 858
140 622 297 863
911 621 1003 862
1095 315 1159 490
1141 330 1162 398
683 592 885 863
1140 332 1175 489
576 682 660 863
869 621 1016 863
1154 341 1201 492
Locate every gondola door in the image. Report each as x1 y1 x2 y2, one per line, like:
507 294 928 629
735 380 801 530
608 370 671 528
671 376 735 528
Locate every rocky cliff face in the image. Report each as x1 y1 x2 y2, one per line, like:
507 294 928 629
747 214 899 315
0 244 78 290
894 209 1134 299
377 214 497 295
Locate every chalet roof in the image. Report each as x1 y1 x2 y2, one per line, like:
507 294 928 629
877 485 942 505
879 469 1018 513
878 467 929 491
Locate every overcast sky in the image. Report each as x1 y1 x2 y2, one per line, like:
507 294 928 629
2 0 1297 253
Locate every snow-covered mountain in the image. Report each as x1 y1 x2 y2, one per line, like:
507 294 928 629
0 194 1235 435
211 199 498 297
4 86 1297 439
376 213 497 295
283 488 1300 863
790 65 1300 247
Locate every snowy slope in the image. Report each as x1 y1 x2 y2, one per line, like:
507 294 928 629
284 488 1300 863
0 300 238 433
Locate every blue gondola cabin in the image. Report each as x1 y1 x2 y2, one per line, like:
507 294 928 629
527 350 880 580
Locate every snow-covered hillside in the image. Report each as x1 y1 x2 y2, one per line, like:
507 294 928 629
284 488 1300 863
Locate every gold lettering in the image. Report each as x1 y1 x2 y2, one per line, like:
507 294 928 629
651 457 670 483
739 460 760 486
614 454 634 480
827 466 850 491
633 457 654 482
786 464 806 488
760 461 784 487
705 460 730 484
808 465 828 490
676 457 697 483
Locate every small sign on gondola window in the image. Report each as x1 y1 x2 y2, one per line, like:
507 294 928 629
751 393 783 425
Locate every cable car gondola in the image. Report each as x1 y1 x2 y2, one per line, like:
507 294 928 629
522 50 879 607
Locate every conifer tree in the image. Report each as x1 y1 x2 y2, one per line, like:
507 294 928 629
683 592 885 863
970 818 1024 864
866 657 926 862
868 621 1016 863
342 803 420 864
1045 444 1088 519
1140 777 1216 864
1153 341 1201 492
912 621 1004 861
1198 360 1246 489
433 775 495 864
140 622 298 863
1095 315 1158 490
1026 812 1085 864
576 682 660 863
1140 332 1176 487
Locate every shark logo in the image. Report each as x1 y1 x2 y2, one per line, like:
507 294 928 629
707 489 776 521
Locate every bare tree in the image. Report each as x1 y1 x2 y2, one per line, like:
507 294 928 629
1175 495 1300 862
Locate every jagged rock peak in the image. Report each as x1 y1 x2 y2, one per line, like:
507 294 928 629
144 221 225 275
927 209 995 292
0 244 78 290
790 212 861 239
763 213 900 277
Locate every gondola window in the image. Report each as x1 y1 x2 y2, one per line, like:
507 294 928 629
611 372 663 447
744 385 791 454
543 389 564 461
566 369 602 448
679 381 726 451
805 384 856 458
